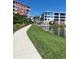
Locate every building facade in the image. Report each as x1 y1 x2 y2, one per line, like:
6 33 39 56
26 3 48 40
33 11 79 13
41 11 66 25
13 1 30 16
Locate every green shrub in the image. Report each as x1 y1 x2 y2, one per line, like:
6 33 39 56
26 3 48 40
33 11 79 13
13 14 33 32
13 23 21 31
13 14 33 24
51 24 66 29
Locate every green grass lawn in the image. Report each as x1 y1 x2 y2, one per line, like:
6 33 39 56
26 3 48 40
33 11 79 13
27 24 66 59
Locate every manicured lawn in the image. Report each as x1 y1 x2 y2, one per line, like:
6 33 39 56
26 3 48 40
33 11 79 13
27 24 66 59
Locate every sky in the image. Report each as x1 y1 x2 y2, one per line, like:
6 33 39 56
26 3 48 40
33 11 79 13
16 0 66 16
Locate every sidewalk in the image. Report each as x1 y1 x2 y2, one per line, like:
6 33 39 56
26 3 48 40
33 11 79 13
13 24 42 59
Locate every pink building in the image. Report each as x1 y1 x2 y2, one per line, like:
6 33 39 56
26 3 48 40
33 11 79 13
13 1 30 16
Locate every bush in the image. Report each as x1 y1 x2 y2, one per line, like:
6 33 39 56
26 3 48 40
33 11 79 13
52 24 66 29
13 14 32 24
13 14 33 32
13 23 21 31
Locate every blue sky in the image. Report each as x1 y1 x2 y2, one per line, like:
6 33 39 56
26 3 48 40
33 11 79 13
16 0 66 16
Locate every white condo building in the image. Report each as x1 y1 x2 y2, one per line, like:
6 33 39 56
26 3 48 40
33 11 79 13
41 11 66 26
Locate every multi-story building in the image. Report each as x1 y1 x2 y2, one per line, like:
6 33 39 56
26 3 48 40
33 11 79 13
13 1 30 16
41 11 66 25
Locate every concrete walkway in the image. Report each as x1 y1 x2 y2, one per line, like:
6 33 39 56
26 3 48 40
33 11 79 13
13 24 42 59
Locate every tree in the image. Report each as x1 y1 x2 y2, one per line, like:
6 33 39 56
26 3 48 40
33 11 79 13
13 14 32 24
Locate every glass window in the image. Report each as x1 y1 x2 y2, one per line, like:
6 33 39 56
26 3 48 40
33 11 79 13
45 16 47 17
45 16 47 18
60 19 65 21
60 13 65 15
60 17 65 18
54 19 59 21
54 13 59 15
13 9 15 11
13 5 15 7
54 16 59 18
47 12 51 15
48 16 50 18
13 1 15 3
45 12 47 15
48 12 50 15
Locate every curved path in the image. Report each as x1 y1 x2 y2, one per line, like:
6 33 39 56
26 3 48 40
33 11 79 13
13 24 42 59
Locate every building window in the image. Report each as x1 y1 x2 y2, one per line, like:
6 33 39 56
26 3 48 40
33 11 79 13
13 5 15 7
45 16 47 18
54 13 59 15
13 9 15 11
60 17 65 18
60 19 65 21
45 12 48 15
54 19 59 21
45 16 53 18
47 12 51 15
54 16 59 18
48 16 53 18
60 13 65 15
13 1 15 3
